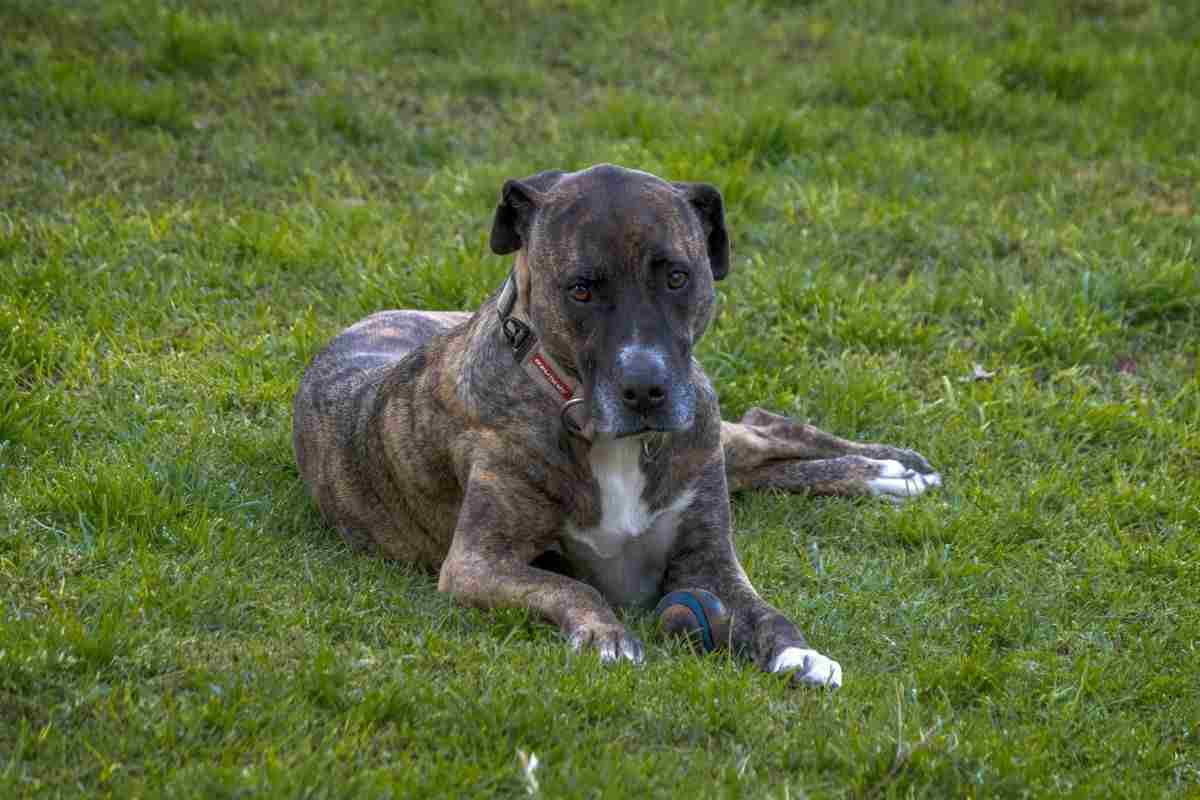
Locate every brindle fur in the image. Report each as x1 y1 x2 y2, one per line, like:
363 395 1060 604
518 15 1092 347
293 165 936 677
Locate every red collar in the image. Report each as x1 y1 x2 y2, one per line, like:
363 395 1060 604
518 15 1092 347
496 272 593 440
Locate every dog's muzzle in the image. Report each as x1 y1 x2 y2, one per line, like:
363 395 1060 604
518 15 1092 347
592 346 695 438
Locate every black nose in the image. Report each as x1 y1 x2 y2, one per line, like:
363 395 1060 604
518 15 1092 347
619 350 668 414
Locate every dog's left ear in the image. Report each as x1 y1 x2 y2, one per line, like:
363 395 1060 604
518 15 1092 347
674 182 730 280
490 170 565 255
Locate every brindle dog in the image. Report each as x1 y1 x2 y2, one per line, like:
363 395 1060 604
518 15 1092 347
293 164 940 687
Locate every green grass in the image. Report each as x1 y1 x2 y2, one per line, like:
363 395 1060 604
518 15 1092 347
2 0 1199 796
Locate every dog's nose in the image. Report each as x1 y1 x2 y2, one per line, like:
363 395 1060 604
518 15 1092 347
618 350 668 415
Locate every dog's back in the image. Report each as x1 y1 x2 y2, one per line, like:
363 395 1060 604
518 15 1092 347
292 310 469 559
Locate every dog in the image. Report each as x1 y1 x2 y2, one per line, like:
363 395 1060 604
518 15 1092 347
293 164 940 687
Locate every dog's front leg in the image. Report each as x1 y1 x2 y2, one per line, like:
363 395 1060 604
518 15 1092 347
721 407 941 500
665 463 843 688
438 465 644 664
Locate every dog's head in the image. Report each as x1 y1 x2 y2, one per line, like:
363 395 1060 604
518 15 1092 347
490 164 729 439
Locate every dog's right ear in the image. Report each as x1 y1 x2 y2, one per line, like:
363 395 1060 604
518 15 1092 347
673 182 730 280
489 170 565 255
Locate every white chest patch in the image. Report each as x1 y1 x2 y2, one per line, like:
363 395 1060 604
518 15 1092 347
562 438 694 608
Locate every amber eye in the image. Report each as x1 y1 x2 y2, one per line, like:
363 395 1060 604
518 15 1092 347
667 270 689 290
570 283 592 303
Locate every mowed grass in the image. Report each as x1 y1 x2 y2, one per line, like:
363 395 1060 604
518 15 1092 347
2 0 1199 796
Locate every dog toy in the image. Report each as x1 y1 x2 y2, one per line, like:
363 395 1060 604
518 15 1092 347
654 588 730 652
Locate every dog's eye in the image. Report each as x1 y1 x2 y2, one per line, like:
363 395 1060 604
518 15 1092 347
570 283 592 303
667 270 689 290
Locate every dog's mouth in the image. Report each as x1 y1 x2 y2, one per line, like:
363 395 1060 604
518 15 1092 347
613 424 653 439
590 399 696 440
613 421 674 439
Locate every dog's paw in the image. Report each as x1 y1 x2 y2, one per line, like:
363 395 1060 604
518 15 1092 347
568 623 645 665
886 446 936 476
858 444 939 477
865 458 941 501
770 647 843 689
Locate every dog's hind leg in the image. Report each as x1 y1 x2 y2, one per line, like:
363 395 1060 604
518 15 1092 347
720 407 941 500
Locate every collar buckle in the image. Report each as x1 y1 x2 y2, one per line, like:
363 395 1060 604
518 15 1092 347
502 316 534 361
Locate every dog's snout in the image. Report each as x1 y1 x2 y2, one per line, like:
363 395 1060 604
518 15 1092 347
618 349 669 415
620 380 667 413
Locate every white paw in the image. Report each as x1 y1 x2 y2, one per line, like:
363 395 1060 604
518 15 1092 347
770 647 843 688
866 459 942 501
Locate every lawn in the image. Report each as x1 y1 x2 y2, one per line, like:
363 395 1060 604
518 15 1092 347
1 0 1198 796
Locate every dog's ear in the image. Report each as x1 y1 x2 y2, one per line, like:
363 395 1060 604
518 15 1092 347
490 170 565 255
674 182 730 280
